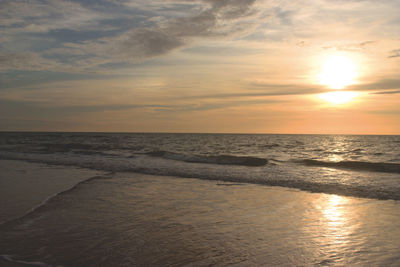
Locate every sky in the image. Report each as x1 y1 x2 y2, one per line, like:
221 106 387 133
1 0 399 134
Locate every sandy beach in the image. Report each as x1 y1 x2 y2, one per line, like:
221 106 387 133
0 160 102 224
1 159 400 266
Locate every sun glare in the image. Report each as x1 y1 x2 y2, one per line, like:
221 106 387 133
319 91 358 105
319 54 358 89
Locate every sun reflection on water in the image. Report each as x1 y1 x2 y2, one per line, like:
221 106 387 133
318 194 356 251
323 194 347 227
326 153 343 163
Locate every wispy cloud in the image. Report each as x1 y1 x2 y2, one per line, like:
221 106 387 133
0 0 105 34
388 49 400 58
372 90 400 95
322 41 376 52
1 0 260 72
350 79 400 92
1 0 400 132
0 52 61 71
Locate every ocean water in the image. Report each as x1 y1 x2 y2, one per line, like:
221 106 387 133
1 132 400 266
1 132 400 200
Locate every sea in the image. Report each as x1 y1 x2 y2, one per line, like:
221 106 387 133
0 132 400 266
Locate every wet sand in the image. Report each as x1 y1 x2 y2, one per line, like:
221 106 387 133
1 161 400 266
0 160 102 224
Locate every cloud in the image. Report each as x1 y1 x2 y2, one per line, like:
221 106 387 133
0 95 282 119
180 83 325 101
99 0 260 60
389 49 400 58
246 82 325 95
205 0 257 19
0 0 105 34
0 52 58 71
372 90 400 95
1 0 260 72
322 41 376 52
350 79 400 91
116 28 184 59
112 0 258 59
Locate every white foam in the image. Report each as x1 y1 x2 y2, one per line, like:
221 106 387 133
1 254 51 266
1 151 400 201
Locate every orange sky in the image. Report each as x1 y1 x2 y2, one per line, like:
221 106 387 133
1 0 399 134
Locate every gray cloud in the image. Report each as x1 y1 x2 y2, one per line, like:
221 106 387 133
372 90 400 95
160 98 283 113
191 79 400 99
349 79 400 91
205 0 257 19
0 96 281 118
164 10 217 37
2 0 260 71
247 82 325 95
116 28 184 59
181 87 324 101
389 49 400 58
0 52 57 71
0 99 171 115
43 0 259 67
111 0 258 60
0 0 104 34
322 41 375 52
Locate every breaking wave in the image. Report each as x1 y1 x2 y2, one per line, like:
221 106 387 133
1 151 400 200
146 150 269 166
296 159 400 174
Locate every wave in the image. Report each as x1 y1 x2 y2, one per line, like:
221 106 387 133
0 174 112 228
0 254 51 266
296 159 400 174
1 152 400 201
1 142 146 155
259 144 280 149
0 173 113 267
145 150 268 166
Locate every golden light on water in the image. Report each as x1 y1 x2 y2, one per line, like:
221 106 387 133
318 54 358 90
323 194 347 225
321 194 353 247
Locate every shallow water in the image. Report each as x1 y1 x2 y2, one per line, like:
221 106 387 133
0 160 102 224
1 170 400 266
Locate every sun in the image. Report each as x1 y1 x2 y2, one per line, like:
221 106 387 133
316 53 360 105
319 91 358 105
318 54 358 89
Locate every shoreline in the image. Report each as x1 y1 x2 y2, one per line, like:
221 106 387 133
1 162 400 265
0 160 103 224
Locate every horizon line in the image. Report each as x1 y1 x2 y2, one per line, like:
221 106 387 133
0 130 398 136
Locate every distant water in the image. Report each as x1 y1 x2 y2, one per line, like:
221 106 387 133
1 132 400 200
